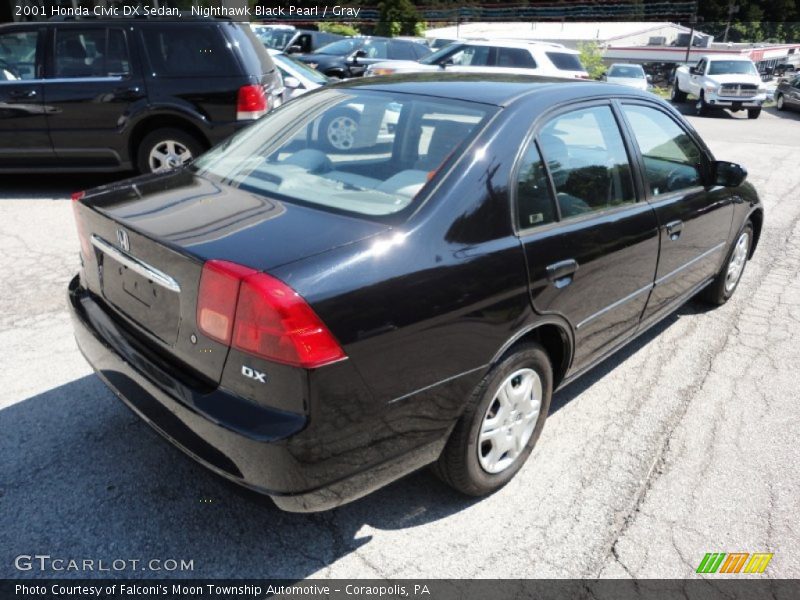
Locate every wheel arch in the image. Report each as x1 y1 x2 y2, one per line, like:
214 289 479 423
128 113 211 168
493 320 573 390
748 208 764 259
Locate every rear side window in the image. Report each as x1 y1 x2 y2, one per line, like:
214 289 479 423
0 30 39 80
622 105 703 195
141 26 236 77
546 52 584 72
516 142 555 230
496 47 536 68
226 23 275 75
53 28 130 78
538 106 635 219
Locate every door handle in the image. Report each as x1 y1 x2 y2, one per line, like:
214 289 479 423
9 89 37 100
546 259 578 288
665 220 683 240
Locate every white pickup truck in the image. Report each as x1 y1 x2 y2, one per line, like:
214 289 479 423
672 54 767 119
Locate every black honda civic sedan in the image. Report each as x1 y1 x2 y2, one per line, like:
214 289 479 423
69 74 763 512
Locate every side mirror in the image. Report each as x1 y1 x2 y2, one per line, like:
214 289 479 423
287 45 302 54
352 49 367 61
689 66 698 75
714 161 747 187
284 76 301 89
646 74 653 82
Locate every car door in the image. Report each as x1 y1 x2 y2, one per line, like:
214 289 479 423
516 102 660 369
43 25 145 168
618 102 733 322
787 76 800 108
0 26 53 168
688 58 706 96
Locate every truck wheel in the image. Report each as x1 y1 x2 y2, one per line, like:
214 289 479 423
747 107 762 119
776 94 785 110
137 128 204 174
433 343 552 496
671 81 687 103
695 92 709 116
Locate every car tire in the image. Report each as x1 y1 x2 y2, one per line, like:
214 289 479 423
671 81 687 103
433 343 552 497
319 108 360 152
701 222 753 306
696 92 709 116
136 128 204 174
776 94 785 111
747 107 762 119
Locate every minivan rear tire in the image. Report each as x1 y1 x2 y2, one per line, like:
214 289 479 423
137 128 204 174
434 343 552 497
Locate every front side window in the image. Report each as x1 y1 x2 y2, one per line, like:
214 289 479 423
516 142 555 230
446 45 492 67
313 38 363 56
53 29 130 78
192 90 494 218
622 105 704 195
538 106 634 219
0 30 39 81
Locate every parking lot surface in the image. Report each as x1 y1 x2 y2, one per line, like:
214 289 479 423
1 106 798 579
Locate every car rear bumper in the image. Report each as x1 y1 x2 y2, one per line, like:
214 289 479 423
68 274 443 512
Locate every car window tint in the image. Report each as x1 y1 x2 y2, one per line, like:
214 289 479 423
54 29 129 78
141 26 235 77
545 52 584 72
496 47 536 68
622 105 703 196
363 40 389 59
412 44 431 60
0 30 38 81
450 45 491 66
539 106 635 219
391 42 415 60
416 110 483 171
516 142 555 229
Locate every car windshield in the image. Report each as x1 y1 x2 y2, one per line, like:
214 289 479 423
313 38 364 55
546 52 585 71
275 53 328 84
608 65 644 78
259 29 296 50
192 89 495 218
707 60 758 75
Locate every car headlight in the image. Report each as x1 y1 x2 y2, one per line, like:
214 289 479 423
704 83 718 93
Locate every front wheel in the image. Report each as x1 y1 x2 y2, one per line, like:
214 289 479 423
748 107 762 119
136 128 204 174
696 92 709 116
433 343 552 496
701 222 753 306
776 94 785 111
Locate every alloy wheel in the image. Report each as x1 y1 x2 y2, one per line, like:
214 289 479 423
326 115 358 151
148 140 193 173
725 230 750 293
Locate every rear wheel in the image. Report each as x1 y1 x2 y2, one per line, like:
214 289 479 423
434 343 552 496
136 128 204 174
747 107 762 119
776 94 786 111
319 108 360 152
696 92 709 116
701 222 753 305
671 81 687 103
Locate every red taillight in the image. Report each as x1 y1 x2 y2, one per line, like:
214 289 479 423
197 260 345 369
237 84 268 121
197 260 256 344
71 191 92 260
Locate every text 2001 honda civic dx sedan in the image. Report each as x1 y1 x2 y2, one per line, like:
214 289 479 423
69 74 763 512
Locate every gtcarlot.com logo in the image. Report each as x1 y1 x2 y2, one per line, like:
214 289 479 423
14 554 194 573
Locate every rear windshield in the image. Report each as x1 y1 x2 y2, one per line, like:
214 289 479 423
141 25 236 77
546 52 585 72
192 89 496 218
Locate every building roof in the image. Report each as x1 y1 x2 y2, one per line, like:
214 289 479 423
424 21 691 43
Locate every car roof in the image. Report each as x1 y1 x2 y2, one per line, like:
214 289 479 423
702 54 753 61
335 72 655 107
609 63 644 68
448 38 576 52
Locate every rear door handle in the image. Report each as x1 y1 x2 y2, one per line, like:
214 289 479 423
546 259 578 288
665 220 683 240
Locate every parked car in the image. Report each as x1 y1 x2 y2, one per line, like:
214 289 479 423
259 27 344 54
69 74 763 512
775 74 800 112
774 62 796 77
268 49 329 99
295 36 431 78
365 40 589 79
672 54 768 118
604 63 650 91
0 20 282 174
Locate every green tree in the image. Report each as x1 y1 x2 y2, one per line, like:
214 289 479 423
578 41 606 80
375 0 421 37
318 22 360 37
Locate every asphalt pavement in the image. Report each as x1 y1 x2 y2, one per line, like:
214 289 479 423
1 105 798 579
